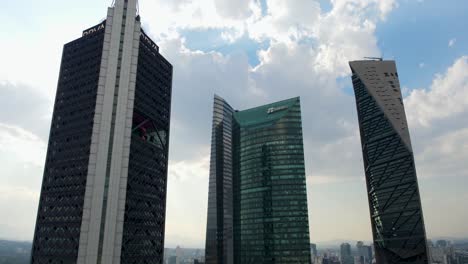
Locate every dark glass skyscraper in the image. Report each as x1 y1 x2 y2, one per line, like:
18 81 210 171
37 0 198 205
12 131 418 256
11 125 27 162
205 96 311 264
349 60 428 264
31 1 172 263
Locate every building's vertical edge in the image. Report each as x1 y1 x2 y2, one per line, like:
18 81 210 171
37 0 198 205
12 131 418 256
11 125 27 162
30 38 62 261
161 57 174 264
77 4 124 263
101 0 140 261
30 42 69 264
297 97 313 264
205 96 220 264
222 99 234 264
232 113 240 264
205 95 235 264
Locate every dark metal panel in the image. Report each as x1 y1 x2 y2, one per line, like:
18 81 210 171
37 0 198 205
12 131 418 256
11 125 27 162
119 33 172 264
351 65 429 264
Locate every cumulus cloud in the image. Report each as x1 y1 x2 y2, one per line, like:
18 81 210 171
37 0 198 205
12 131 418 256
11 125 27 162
214 0 255 19
248 0 322 42
0 81 52 140
158 37 253 161
405 56 468 179
406 56 468 128
139 0 255 40
0 185 40 241
165 154 210 248
0 123 46 240
448 38 456 47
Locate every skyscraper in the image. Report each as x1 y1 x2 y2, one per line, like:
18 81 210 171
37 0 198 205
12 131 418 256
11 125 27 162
31 1 173 263
340 243 353 264
356 241 373 264
205 96 311 264
349 60 428 264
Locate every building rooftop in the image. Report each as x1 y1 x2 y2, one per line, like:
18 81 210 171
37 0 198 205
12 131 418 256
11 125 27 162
233 96 300 127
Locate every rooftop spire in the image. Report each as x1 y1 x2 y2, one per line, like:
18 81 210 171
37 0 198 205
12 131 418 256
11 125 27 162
112 0 139 16
112 0 138 9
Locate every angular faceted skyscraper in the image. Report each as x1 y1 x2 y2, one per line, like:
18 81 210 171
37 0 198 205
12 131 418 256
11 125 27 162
205 96 311 264
349 60 428 264
31 1 172 263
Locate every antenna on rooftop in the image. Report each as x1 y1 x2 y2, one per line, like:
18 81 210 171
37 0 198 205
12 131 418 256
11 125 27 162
364 57 383 61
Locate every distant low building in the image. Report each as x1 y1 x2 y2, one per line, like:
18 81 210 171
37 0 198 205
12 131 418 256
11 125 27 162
311 243 318 258
431 246 450 264
168 256 177 264
355 241 373 264
437 240 449 248
455 251 468 264
341 243 353 264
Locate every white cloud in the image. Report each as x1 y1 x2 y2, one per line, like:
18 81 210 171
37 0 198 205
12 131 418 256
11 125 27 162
214 0 255 19
405 56 468 180
157 37 253 161
0 185 40 241
0 81 52 139
0 123 47 167
448 38 456 47
406 56 468 128
248 0 322 43
329 0 398 20
138 0 256 41
165 154 210 248
0 123 46 241
415 128 468 178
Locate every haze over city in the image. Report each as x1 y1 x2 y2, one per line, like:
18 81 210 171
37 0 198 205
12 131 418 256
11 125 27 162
1 0 467 254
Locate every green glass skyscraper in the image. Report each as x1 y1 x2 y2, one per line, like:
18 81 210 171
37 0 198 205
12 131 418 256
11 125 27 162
205 96 311 264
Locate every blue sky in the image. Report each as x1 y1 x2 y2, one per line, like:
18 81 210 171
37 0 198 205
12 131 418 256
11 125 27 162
0 0 468 248
376 0 468 89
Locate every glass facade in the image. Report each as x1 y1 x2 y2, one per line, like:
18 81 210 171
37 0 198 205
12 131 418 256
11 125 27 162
120 30 172 263
31 2 172 262
350 60 429 264
31 21 106 263
205 96 235 264
205 96 311 264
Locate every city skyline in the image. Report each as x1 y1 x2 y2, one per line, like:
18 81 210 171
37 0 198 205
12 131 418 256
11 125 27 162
1 0 468 250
